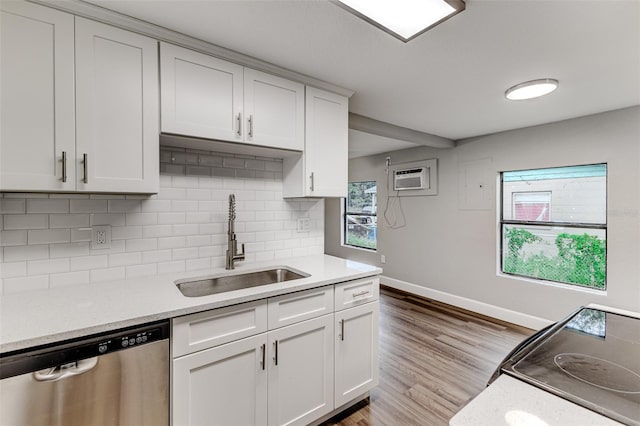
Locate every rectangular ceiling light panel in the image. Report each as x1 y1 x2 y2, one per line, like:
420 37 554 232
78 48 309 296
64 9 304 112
337 0 465 42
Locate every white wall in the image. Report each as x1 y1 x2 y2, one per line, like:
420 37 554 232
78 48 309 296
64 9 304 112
326 107 640 326
0 147 324 294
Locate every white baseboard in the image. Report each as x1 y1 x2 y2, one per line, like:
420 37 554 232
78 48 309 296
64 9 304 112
381 275 552 330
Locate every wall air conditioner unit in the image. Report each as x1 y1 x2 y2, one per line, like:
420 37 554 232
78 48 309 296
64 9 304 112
393 167 428 191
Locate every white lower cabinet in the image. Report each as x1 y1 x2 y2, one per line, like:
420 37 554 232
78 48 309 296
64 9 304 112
267 315 334 426
172 278 379 426
172 333 268 426
334 302 379 407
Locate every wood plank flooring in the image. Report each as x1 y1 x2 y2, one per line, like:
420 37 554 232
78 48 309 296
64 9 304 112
322 286 534 426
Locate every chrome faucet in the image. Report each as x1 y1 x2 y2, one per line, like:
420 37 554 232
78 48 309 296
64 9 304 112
225 194 245 270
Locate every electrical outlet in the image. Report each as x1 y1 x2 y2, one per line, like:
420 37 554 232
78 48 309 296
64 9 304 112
91 225 111 249
296 218 311 232
381 254 386 264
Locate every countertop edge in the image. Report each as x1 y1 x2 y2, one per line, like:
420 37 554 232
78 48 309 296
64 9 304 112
1 255 382 354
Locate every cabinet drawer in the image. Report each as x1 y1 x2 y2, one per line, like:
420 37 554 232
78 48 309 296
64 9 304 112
334 277 379 311
172 299 268 357
268 285 334 330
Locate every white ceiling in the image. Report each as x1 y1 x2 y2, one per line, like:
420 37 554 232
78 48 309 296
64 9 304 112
86 0 640 156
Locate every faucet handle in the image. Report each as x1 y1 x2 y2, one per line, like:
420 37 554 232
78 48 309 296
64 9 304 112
239 243 245 255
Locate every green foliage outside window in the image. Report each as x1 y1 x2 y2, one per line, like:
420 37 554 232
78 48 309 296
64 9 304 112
503 227 606 289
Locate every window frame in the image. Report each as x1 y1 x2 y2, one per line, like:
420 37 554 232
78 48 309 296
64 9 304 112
343 181 377 251
499 164 607 290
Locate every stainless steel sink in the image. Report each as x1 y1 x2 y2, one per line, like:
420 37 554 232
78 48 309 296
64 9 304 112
175 267 310 297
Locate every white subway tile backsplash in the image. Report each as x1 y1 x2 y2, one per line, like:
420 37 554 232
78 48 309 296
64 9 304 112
50 214 90 229
90 267 125 283
50 242 90 258
1 148 324 294
1 230 27 247
109 200 141 213
186 257 210 271
27 199 69 214
141 200 172 212
4 245 49 261
50 271 90 288
1 261 27 278
158 212 186 225
172 247 198 260
70 228 92 242
28 229 70 245
70 199 108 213
142 249 172 264
157 236 186 249
91 213 126 227
157 260 185 275
28 258 69 275
109 252 142 267
126 263 157 279
125 238 157 252
125 212 158 226
70 255 108 272
4 214 48 230
0 199 26 214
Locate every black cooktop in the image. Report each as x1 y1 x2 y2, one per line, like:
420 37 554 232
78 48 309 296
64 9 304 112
503 307 640 425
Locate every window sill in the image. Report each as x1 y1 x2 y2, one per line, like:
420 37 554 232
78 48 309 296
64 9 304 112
497 272 607 295
342 244 377 253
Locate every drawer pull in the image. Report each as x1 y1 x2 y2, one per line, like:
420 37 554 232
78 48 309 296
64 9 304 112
236 113 242 136
340 319 345 341
352 290 370 298
260 343 266 370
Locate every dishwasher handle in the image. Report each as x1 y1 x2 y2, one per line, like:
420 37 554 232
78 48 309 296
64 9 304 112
33 357 98 382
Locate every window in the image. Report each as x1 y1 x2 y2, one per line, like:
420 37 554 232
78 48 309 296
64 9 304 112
500 164 607 290
344 181 377 250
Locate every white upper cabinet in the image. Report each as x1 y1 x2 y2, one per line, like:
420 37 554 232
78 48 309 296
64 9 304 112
0 4 159 194
160 43 304 151
75 18 159 193
160 42 243 143
244 69 304 151
284 87 348 198
0 1 75 192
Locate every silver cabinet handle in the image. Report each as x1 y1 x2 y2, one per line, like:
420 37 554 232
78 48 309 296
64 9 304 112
236 113 242 136
82 153 88 184
340 319 345 341
61 151 67 183
309 172 314 192
248 114 253 138
260 343 266 370
273 340 278 366
352 290 370 298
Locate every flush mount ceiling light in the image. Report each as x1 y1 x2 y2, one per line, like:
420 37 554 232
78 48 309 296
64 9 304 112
505 78 559 101
335 0 466 42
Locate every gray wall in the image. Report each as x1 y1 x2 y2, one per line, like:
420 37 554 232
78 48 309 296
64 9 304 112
325 106 640 323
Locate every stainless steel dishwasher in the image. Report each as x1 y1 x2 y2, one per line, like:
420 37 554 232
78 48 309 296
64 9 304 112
0 320 169 426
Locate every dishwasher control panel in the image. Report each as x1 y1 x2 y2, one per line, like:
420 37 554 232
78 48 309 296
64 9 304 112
96 326 165 355
1 320 169 380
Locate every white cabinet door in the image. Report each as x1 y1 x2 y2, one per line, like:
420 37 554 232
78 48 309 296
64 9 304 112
304 87 348 197
75 17 159 193
173 333 268 426
244 69 304 151
268 315 334 426
160 42 244 143
0 1 75 191
334 302 379 407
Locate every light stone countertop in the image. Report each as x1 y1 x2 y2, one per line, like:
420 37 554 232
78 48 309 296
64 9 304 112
449 375 623 426
0 254 382 354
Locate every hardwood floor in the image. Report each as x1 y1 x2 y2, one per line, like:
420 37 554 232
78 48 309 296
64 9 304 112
322 286 534 426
